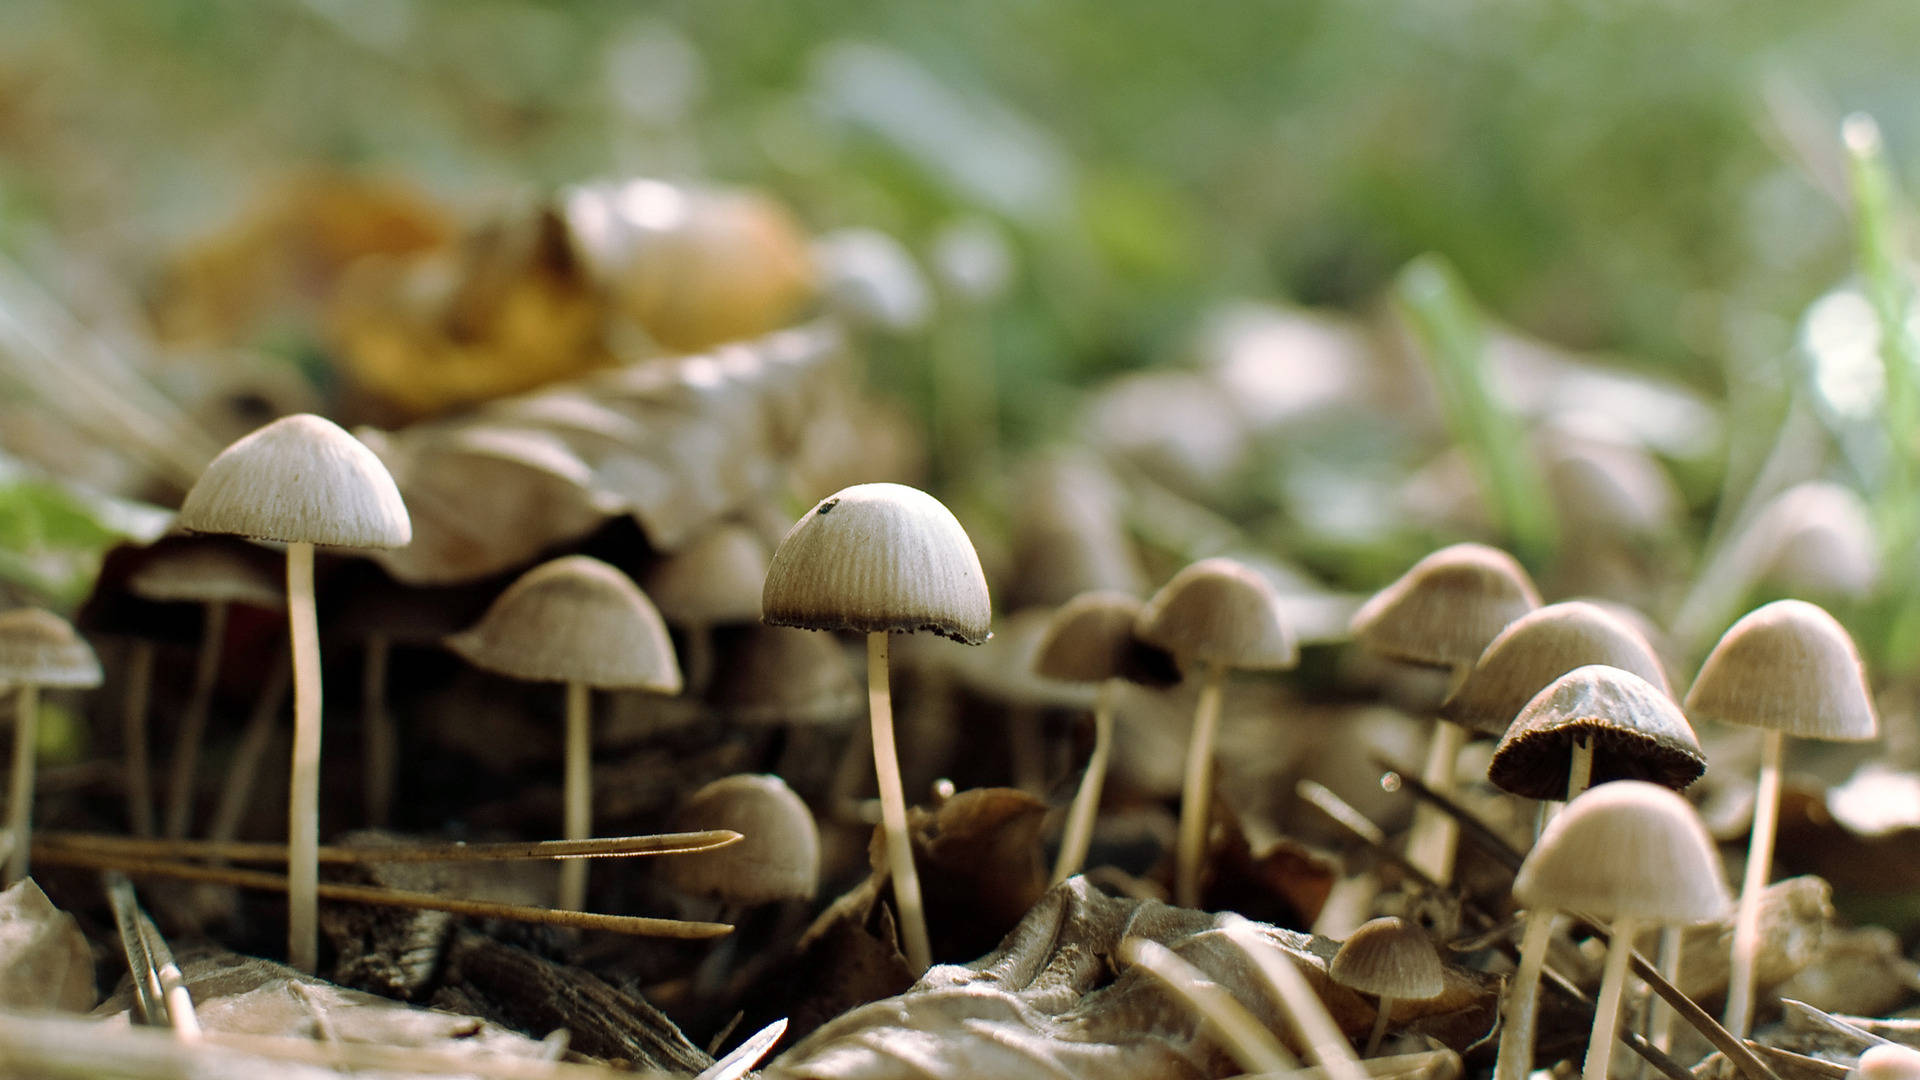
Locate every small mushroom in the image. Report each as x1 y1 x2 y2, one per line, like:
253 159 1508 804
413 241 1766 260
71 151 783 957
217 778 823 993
704 625 861 728
1684 599 1877 1038
1487 664 1703 803
177 412 411 973
1441 601 1670 739
1135 558 1296 908
0 609 102 884
762 482 990 974
447 555 681 911
1330 916 1445 1057
642 523 769 694
662 773 819 908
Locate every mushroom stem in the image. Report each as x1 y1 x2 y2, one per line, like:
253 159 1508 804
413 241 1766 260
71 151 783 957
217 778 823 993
165 600 228 840
209 648 290 846
1566 734 1594 801
362 635 394 827
1176 660 1227 908
1052 679 1115 885
1725 727 1784 1038
867 632 931 973
1407 702 1468 885
560 680 591 912
1585 915 1641 1080
1365 996 1395 1058
124 641 156 837
285 540 322 973
1643 924 1684 1079
6 684 40 883
1494 909 1557 1080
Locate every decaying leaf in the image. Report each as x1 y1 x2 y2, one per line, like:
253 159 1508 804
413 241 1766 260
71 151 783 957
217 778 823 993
0 877 96 1013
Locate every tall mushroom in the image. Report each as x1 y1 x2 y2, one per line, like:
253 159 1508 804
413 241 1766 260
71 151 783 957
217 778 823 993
1135 557 1296 909
1683 599 1878 1037
0 609 102 884
447 555 681 911
1351 543 1539 885
176 412 411 973
761 482 990 975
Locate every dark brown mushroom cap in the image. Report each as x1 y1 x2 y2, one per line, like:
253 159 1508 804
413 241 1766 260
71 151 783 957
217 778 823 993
1032 591 1180 687
1330 916 1445 1000
1135 558 1297 671
1487 665 1704 800
125 535 286 611
661 774 819 905
706 625 860 726
445 555 681 692
761 483 991 644
178 413 412 549
1442 601 1670 736
1350 543 1541 668
641 523 768 626
1684 600 1879 742
1514 780 1730 923
0 608 103 688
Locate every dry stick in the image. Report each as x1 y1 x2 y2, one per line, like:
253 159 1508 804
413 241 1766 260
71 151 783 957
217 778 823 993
123 641 156 837
560 680 592 912
36 829 741 865
1177 660 1228 908
1538 960 1694 1080
135 910 200 1040
1726 728 1785 1039
362 634 394 827
1644 926 1685 1080
1052 679 1115 884
207 649 289 846
285 541 322 973
104 872 167 1027
1122 937 1298 1075
868 632 931 973
164 600 227 840
5 684 39 883
1220 914 1368 1080
35 847 734 938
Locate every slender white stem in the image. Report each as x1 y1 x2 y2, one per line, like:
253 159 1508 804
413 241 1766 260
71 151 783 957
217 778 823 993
286 541 322 974
1584 915 1640 1080
1052 680 1115 885
1220 915 1367 1080
1365 996 1395 1058
362 635 394 827
1407 701 1468 885
1495 910 1557 1080
209 649 289 846
124 641 156 838
1642 925 1684 1080
6 684 40 883
559 681 591 912
165 600 228 840
1567 734 1594 801
868 632 931 973
1177 661 1227 908
1725 728 1784 1038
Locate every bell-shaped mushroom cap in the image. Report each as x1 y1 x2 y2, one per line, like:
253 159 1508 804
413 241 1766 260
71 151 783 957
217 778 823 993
1514 780 1730 923
1747 482 1879 601
1350 543 1541 668
125 536 286 610
661 774 819 905
1330 916 1446 1000
1033 591 1180 686
1487 665 1704 800
1854 1043 1920 1080
1442 602 1669 736
446 556 681 692
1135 558 1298 671
179 413 412 549
641 524 768 626
761 483 991 644
1684 600 1878 742
0 608 103 688
706 625 861 726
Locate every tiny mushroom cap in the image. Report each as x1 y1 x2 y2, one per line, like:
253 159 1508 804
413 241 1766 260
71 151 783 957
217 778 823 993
661 774 819 905
1513 780 1731 924
1032 591 1180 687
761 483 991 644
1330 916 1446 1001
1442 602 1670 737
1135 558 1298 671
178 413 412 549
1853 1043 1920 1080
1350 543 1541 668
641 523 769 626
446 555 682 692
706 625 861 725
1487 665 1705 800
125 536 287 610
949 608 1097 708
1684 600 1879 742
0 609 103 688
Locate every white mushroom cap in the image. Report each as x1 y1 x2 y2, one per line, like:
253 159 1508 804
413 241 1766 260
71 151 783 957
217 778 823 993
1351 543 1540 668
1135 557 1297 671
446 556 681 692
1442 602 1669 737
0 609 102 688
1514 780 1730 924
179 413 412 549
1685 599 1878 742
661 774 819 905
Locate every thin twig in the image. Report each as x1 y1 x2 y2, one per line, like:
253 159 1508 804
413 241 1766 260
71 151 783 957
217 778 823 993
37 828 741 865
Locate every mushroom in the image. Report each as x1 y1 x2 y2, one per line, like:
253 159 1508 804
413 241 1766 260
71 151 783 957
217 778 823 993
1487 664 1704 803
1496 781 1729 1080
0 609 102 884
661 773 820 908
704 625 861 729
1441 601 1670 741
1330 916 1445 1057
1683 599 1878 1038
447 555 681 911
641 523 769 695
1351 543 1539 884
177 412 411 973
1031 590 1177 884
948 607 1099 796
761 482 990 974
1135 557 1296 908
